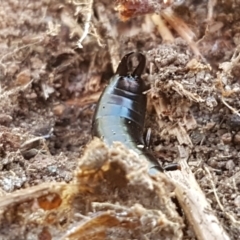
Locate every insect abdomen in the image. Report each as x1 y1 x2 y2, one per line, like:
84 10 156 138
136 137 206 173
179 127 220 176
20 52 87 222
92 52 164 174
92 75 146 148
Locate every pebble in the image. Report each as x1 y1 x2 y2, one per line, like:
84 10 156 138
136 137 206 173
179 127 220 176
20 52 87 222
15 69 31 86
225 160 235 171
21 149 38 160
233 133 240 144
234 195 240 208
221 133 232 144
0 114 12 126
53 104 65 116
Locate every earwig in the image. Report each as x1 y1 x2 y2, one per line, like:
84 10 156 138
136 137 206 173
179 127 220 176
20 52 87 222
92 52 164 175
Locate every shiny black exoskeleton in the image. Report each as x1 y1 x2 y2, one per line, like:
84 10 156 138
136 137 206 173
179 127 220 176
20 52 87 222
92 52 164 175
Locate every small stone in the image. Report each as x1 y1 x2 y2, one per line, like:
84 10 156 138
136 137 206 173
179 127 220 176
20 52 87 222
47 166 57 174
15 69 31 86
221 133 232 144
226 114 240 129
26 92 37 99
233 33 240 46
0 114 12 126
53 104 65 116
234 195 240 208
21 148 38 160
30 57 43 69
7 63 20 76
208 158 218 168
233 133 240 144
204 122 216 130
225 160 235 171
206 96 218 109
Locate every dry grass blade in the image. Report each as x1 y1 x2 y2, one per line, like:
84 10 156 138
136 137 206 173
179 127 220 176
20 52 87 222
0 182 67 209
168 123 193 147
74 0 94 48
62 212 121 240
204 166 240 228
207 0 217 22
66 91 101 107
221 97 240 117
0 37 44 74
151 13 174 43
162 7 202 58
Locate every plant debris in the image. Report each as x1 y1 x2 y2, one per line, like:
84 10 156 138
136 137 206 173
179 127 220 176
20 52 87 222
0 0 240 239
0 138 183 239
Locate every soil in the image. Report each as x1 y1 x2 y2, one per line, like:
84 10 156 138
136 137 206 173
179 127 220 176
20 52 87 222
0 0 239 239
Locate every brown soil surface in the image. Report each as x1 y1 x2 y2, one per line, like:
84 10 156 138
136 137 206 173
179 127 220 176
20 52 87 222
0 0 239 239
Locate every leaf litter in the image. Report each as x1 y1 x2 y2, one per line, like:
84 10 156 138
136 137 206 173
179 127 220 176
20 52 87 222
0 0 240 239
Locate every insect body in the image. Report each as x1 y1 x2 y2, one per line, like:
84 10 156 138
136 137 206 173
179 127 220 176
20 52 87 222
92 52 163 175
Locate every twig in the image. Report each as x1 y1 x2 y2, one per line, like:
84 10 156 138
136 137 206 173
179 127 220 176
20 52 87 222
162 7 202 58
0 37 44 73
207 0 217 22
166 146 230 240
89 22 105 47
221 97 240 117
66 91 101 107
0 182 67 209
204 166 240 227
151 13 174 43
76 0 94 48
219 48 240 74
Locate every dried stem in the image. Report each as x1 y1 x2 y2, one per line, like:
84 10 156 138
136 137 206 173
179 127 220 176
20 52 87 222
76 0 94 48
204 166 240 227
166 146 230 240
207 0 217 22
151 13 174 43
221 97 240 117
162 7 202 58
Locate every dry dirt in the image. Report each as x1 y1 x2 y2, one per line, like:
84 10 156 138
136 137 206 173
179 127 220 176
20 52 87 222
0 0 239 239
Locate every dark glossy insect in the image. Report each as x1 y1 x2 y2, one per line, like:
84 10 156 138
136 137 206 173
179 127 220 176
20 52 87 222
92 52 164 175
